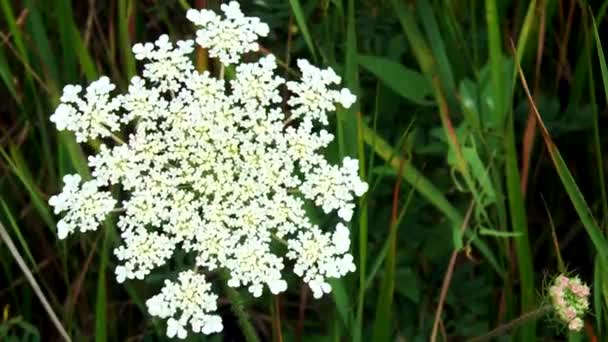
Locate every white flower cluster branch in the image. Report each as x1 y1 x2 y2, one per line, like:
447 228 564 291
187 2 269 65
146 271 223 338
48 1 367 339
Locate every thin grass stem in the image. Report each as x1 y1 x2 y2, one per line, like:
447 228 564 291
0 220 72 342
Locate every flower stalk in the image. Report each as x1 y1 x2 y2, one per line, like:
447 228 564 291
222 272 261 342
467 305 552 342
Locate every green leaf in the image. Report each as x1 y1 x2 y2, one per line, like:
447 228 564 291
358 55 434 105
479 227 522 238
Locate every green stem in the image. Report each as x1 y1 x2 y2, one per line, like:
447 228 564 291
222 272 260 342
466 305 552 342
109 133 125 145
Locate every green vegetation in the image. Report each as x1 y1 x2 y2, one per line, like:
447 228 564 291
2 0 608 340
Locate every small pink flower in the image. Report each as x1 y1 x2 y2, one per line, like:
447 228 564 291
564 307 577 321
556 275 570 287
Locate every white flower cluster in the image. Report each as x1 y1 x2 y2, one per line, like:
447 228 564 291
48 174 116 239
186 2 269 65
146 271 223 338
49 1 367 339
50 77 120 142
287 59 356 125
288 223 356 298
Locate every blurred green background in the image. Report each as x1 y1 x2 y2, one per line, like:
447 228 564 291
2 0 608 341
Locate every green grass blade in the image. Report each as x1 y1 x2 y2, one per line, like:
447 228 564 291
550 148 608 260
0 219 71 341
344 0 366 340
0 48 18 100
94 229 109 342
337 0 359 159
0 147 55 229
371 159 418 342
59 132 90 177
24 0 60 89
72 29 98 81
516 56 608 263
594 256 605 336
56 0 97 81
416 0 455 92
287 0 318 62
0 199 36 268
485 0 505 127
56 0 77 81
588 16 608 227
327 278 351 329
592 12 608 123
118 0 136 79
504 114 536 339
1 0 56 172
497 2 536 338
511 0 537 87
0 0 28 60
354 114 367 342
389 0 435 75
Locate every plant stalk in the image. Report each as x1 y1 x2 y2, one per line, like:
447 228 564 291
222 272 260 342
467 305 552 342
0 221 72 342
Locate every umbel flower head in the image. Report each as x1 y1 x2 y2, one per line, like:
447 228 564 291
48 1 366 339
548 274 590 331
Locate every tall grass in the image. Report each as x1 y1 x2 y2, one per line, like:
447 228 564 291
1 0 608 341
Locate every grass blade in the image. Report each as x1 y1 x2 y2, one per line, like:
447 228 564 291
94 229 109 342
118 0 136 78
287 0 317 62
389 0 435 75
0 219 71 341
56 0 97 81
0 146 55 229
0 199 36 268
504 111 536 339
344 0 366 340
24 0 60 89
0 48 18 100
489 1 536 337
515 44 608 262
485 0 506 127
416 0 455 93
588 16 608 227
